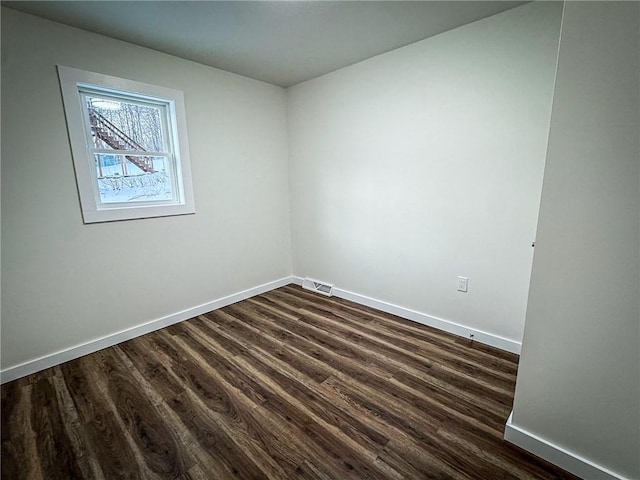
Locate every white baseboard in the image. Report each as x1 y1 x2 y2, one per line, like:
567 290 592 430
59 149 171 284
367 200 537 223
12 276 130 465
292 276 521 354
2 275 521 384
504 412 630 480
0 276 293 384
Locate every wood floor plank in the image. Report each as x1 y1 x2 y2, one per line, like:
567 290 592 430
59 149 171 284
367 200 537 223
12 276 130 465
189 318 391 454
215 313 442 435
29 377 85 479
128 335 256 478
162 324 348 478
276 286 518 370
1 285 581 480
59 357 111 424
82 411 139 480
83 351 177 480
149 327 308 478
99 348 195 478
201 308 333 384
378 438 473 480
266 289 516 386
1 433 45 480
169 323 395 480
1 381 31 445
49 368 105 480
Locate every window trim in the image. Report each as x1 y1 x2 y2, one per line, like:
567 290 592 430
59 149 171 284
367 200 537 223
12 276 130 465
57 65 195 223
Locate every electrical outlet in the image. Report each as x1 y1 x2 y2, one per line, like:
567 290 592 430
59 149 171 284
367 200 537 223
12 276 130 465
457 276 468 292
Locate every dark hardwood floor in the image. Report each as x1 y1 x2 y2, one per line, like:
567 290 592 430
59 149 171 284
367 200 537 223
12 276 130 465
1 285 579 479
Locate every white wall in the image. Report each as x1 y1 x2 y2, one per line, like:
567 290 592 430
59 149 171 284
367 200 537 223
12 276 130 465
287 2 562 345
511 2 640 479
1 8 292 370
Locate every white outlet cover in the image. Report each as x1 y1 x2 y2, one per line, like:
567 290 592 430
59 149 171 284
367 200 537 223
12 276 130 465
457 276 468 292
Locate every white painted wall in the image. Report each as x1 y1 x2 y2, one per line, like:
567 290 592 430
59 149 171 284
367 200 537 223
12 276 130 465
511 2 640 479
1 8 292 370
287 2 562 344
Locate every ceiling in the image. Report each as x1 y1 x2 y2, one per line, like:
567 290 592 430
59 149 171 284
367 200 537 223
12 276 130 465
3 1 527 87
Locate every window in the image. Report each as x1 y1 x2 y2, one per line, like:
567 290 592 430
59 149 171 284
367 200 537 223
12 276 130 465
57 66 195 223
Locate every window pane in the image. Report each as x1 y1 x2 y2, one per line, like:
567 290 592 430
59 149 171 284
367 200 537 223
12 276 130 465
86 95 166 152
95 154 174 204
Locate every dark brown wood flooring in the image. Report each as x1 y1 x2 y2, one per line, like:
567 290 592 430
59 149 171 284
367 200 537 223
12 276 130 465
1 285 579 480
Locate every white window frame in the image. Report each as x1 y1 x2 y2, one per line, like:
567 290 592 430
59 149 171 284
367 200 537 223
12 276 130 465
57 65 195 223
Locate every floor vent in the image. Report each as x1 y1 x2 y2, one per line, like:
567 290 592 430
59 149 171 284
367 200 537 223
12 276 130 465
302 278 334 297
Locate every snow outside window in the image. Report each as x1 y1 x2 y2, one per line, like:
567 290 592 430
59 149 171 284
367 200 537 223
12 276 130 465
57 66 195 223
